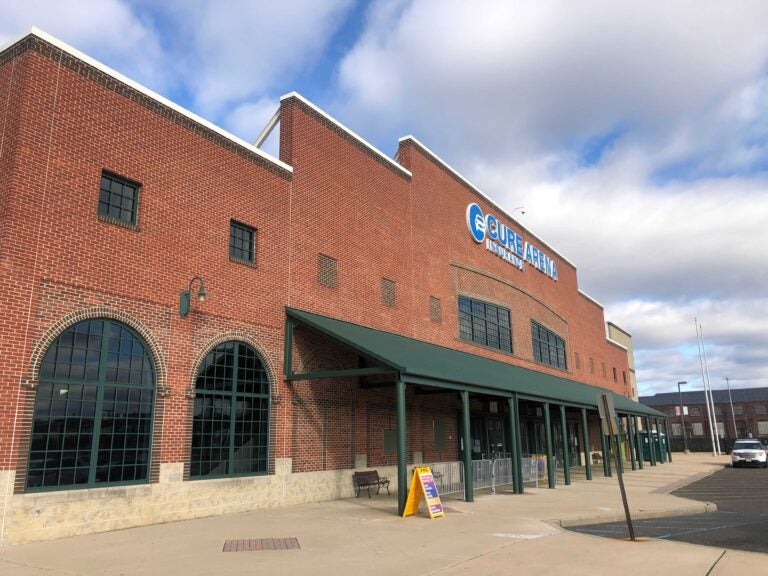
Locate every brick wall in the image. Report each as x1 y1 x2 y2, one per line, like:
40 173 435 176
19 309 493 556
2 33 629 490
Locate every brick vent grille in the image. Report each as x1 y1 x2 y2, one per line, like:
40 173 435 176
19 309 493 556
429 296 442 322
317 254 338 287
381 278 396 307
223 538 300 552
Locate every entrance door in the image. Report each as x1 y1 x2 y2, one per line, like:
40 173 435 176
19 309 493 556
468 416 508 460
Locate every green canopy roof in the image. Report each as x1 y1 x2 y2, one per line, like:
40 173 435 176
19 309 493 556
286 308 663 418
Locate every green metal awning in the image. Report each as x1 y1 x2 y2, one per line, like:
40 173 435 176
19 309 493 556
285 307 663 418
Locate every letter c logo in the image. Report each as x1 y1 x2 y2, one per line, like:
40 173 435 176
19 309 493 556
466 203 485 243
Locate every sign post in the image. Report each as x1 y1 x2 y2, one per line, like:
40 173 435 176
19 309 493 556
402 466 445 519
597 394 636 541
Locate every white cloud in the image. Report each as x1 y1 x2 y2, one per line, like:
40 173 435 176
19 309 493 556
335 0 768 395
223 96 281 157
0 0 168 92
151 0 354 116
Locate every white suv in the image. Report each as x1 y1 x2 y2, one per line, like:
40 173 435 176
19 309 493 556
731 440 768 468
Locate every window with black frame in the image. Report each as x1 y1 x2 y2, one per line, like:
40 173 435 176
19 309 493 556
26 320 155 490
229 220 256 264
98 172 139 227
458 296 512 353
531 320 567 370
190 341 270 478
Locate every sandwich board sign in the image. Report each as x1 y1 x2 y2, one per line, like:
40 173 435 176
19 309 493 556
402 466 444 519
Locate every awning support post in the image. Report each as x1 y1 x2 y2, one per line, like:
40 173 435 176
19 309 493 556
513 394 524 493
634 415 644 469
544 402 555 488
396 378 407 515
601 430 612 477
646 416 657 466
664 420 673 462
581 408 592 480
461 390 473 502
626 414 637 471
283 316 294 379
508 396 522 494
559 404 571 485
655 418 664 463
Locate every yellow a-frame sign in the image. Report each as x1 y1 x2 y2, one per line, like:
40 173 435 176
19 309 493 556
402 466 444 519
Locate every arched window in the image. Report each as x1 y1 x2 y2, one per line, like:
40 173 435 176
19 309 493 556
27 319 155 490
190 341 270 478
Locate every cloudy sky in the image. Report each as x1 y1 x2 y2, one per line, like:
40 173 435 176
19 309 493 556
2 1 767 397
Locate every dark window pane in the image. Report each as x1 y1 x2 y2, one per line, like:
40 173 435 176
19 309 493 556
98 173 138 226
457 297 513 353
26 319 154 491
191 341 269 479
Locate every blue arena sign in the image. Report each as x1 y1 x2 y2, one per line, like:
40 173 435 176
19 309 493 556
466 203 558 281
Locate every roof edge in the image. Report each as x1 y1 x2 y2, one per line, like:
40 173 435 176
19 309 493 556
399 135 577 271
9 28 292 175
281 92 411 178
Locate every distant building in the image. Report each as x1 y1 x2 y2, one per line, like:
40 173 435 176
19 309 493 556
606 323 637 401
640 387 768 442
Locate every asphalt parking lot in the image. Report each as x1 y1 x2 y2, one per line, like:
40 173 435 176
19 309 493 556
570 464 768 554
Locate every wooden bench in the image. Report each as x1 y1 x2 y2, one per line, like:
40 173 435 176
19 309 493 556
353 470 390 498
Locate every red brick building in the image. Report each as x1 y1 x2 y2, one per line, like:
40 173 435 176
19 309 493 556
0 29 663 545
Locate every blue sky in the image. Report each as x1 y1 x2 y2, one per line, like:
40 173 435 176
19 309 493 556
2 0 768 397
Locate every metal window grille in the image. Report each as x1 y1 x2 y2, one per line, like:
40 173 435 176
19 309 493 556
317 254 338 287
230 221 256 264
381 278 396 307
27 320 155 490
190 341 270 478
458 296 512 353
99 172 139 226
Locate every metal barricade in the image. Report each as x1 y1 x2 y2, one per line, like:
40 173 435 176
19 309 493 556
409 456 550 496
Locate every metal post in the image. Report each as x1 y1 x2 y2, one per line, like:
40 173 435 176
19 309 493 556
646 416 657 466
601 429 611 477
678 381 689 453
396 379 407 516
544 403 555 488
513 394 524 493
461 390 473 503
559 405 570 485
726 377 737 439
664 420 673 462
507 397 521 494
696 318 718 456
626 414 637 471
608 430 636 541
581 408 592 480
655 418 665 463
616 418 625 474
634 415 643 469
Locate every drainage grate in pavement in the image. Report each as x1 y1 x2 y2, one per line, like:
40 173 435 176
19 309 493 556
222 538 300 552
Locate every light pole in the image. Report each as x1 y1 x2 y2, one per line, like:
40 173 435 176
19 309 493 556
678 381 689 453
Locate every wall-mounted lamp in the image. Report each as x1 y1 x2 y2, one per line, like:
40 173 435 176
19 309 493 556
179 276 207 318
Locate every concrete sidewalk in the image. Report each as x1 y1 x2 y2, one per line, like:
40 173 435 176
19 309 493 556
1 453 761 575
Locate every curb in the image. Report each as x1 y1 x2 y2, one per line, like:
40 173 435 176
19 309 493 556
552 502 718 528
